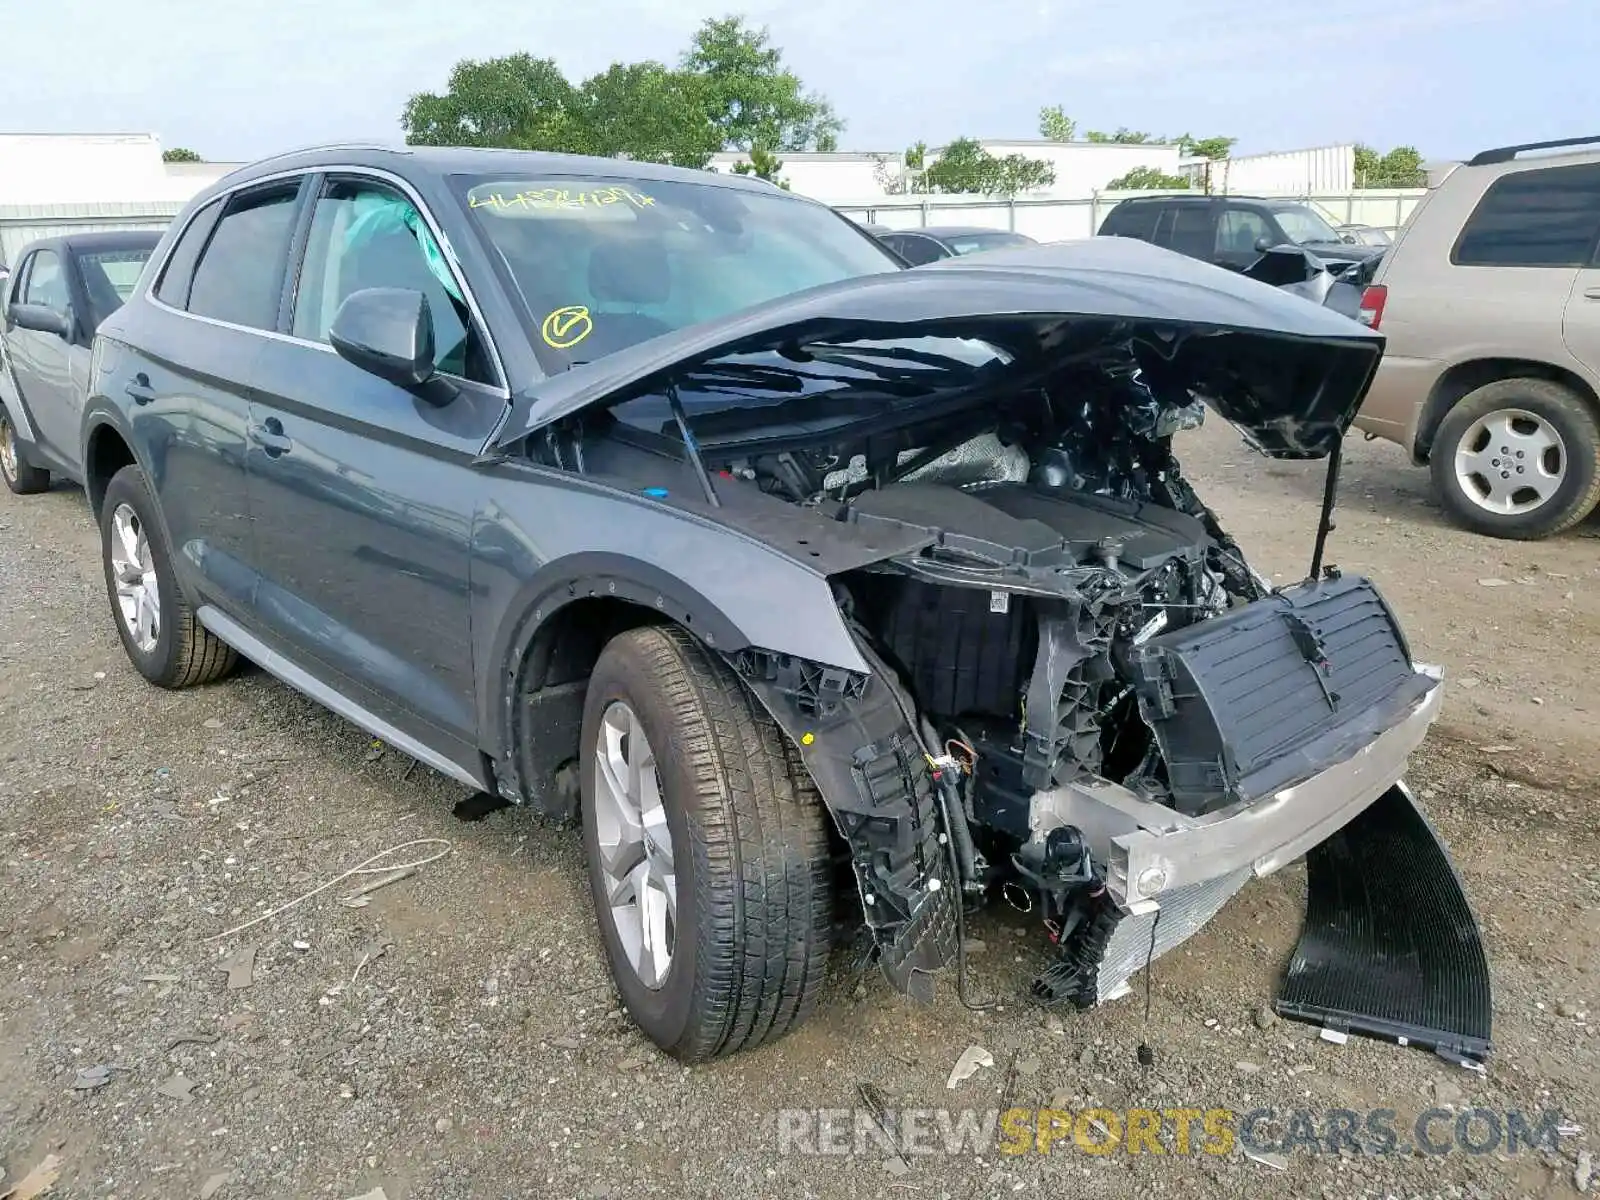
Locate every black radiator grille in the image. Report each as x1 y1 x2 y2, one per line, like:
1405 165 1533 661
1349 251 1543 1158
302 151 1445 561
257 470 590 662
1131 575 1433 814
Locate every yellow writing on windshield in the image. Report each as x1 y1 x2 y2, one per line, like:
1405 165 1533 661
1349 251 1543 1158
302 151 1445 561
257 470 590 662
470 185 657 213
541 305 593 350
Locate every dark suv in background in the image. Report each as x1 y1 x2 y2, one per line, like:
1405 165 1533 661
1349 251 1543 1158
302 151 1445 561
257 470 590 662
1098 194 1387 275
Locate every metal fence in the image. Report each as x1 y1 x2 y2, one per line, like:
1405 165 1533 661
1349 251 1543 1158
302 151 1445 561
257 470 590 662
0 200 185 265
832 189 1427 240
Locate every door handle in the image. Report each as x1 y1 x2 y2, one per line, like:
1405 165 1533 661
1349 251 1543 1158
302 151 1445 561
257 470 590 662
1584 287 1600 300
125 373 156 405
248 418 293 456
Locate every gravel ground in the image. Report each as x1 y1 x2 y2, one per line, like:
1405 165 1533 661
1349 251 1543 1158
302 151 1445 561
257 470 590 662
1 422 1596 1199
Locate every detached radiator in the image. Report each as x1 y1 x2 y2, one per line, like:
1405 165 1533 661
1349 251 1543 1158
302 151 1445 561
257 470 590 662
1129 574 1436 815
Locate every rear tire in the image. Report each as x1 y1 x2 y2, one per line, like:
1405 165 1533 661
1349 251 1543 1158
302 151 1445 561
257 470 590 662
579 625 833 1062
99 465 237 688
0 406 50 495
1430 378 1600 540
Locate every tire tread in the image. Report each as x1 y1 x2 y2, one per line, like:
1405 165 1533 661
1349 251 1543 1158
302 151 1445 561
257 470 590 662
601 626 832 1061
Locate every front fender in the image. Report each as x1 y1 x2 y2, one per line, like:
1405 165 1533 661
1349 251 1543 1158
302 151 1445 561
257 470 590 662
471 468 873 777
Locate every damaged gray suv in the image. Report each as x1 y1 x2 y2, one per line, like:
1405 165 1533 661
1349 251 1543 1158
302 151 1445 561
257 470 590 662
81 147 1476 1063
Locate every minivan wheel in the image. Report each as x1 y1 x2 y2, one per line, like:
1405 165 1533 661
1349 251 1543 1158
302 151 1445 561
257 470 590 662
1430 379 1600 540
0 407 50 495
99 465 238 688
579 625 833 1062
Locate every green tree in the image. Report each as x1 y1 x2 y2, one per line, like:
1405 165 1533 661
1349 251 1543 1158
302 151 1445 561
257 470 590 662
681 15 843 151
1176 134 1236 161
573 62 722 166
1038 104 1076 141
1106 165 1191 190
921 138 1055 195
731 145 791 188
1086 127 1154 144
162 147 202 163
402 53 579 149
1354 144 1426 187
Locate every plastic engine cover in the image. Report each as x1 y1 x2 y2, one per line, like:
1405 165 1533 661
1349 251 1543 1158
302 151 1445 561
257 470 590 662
1129 574 1436 815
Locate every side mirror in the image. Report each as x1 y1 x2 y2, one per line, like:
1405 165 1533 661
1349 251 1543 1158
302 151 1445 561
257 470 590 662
330 288 454 404
1254 235 1277 253
9 302 73 340
1340 232 1358 244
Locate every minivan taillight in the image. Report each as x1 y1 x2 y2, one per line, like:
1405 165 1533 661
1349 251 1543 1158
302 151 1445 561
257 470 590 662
1358 284 1388 329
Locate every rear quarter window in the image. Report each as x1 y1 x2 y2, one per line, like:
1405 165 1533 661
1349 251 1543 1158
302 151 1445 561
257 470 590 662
1101 203 1161 240
1452 163 1600 267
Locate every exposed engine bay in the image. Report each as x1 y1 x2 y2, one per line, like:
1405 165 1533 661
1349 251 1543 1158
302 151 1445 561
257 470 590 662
512 244 1479 1059
536 323 1440 1010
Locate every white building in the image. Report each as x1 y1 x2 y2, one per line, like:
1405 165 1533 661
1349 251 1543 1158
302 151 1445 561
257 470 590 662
708 151 891 199
1186 144 1356 195
712 140 1185 205
0 133 240 264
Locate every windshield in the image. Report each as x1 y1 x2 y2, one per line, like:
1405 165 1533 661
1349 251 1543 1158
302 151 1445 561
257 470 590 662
457 175 902 372
80 250 152 302
79 248 154 326
1270 205 1342 245
946 232 1035 256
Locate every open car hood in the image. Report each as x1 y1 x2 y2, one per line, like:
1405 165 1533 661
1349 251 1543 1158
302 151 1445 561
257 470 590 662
493 237 1385 459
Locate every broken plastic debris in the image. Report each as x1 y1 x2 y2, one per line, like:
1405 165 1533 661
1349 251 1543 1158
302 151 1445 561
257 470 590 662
1477 578 1510 587
342 1190 389 1200
1244 1149 1288 1171
292 940 311 952
946 1045 995 1089
155 1074 197 1101
218 944 256 990
71 1064 112 1090
1318 1028 1349 1045
199 1171 233 1199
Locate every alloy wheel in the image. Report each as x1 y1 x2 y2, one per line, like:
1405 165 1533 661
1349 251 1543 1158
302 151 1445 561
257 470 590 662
109 502 160 653
592 700 676 989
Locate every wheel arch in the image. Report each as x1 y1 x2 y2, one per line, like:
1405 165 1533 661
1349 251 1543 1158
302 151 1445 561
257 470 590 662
81 407 140 518
1415 358 1600 462
485 553 773 818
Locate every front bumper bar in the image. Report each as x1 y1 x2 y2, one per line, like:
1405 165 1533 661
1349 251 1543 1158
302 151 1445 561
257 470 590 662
1031 667 1443 908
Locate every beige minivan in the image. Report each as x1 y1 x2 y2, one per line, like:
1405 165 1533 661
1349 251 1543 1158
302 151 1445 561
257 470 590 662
1353 136 1600 540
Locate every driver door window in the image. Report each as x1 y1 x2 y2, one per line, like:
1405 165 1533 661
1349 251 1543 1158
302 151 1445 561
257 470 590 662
23 251 70 313
1216 209 1274 264
292 178 493 384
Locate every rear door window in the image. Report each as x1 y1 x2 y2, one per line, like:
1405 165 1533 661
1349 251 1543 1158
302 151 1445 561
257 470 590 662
186 182 304 330
890 234 947 265
1453 163 1600 267
1165 206 1217 259
155 198 224 309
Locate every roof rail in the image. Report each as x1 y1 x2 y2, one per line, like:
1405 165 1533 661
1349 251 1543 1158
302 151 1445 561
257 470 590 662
1467 135 1600 166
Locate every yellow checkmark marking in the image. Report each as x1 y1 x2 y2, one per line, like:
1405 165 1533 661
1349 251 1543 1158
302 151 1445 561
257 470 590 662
541 305 593 349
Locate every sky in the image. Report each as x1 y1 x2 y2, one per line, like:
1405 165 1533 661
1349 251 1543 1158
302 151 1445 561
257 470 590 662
5 0 1596 163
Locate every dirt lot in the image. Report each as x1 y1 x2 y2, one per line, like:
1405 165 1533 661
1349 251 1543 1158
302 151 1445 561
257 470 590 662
1 420 1596 1199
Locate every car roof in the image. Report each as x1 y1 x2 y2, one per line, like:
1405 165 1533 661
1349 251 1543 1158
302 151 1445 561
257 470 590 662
892 226 1028 240
215 143 790 197
17 230 163 257
1113 194 1302 206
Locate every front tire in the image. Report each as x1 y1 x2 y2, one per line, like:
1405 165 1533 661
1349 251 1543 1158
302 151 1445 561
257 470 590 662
1430 378 1600 539
0 406 50 495
99 465 237 688
579 626 833 1062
